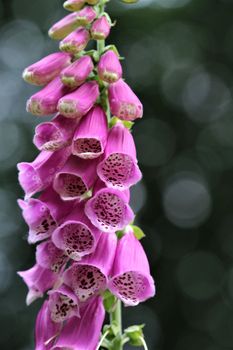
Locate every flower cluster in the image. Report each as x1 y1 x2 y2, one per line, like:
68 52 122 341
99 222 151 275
17 0 155 349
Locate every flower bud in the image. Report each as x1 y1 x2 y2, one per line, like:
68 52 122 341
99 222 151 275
59 27 90 54
108 79 143 121
86 0 99 4
121 0 139 3
90 16 111 40
23 52 71 86
76 6 97 26
98 50 122 83
48 13 80 40
63 0 86 11
26 77 70 116
61 55 94 88
58 81 99 119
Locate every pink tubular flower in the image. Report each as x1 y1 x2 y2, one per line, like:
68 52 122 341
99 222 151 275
61 56 94 88
108 79 143 121
48 285 80 323
53 155 98 200
36 240 69 273
52 202 101 261
109 230 156 306
59 27 90 54
85 180 134 233
26 77 70 116
51 296 105 350
63 0 86 11
72 105 108 159
17 148 70 199
63 232 117 302
76 6 97 25
18 187 74 243
33 114 79 152
97 122 142 190
91 15 111 40
48 13 80 40
18 263 58 305
58 81 99 119
35 300 62 350
98 50 122 84
23 52 71 86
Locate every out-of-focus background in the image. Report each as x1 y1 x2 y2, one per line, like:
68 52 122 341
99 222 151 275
0 0 233 349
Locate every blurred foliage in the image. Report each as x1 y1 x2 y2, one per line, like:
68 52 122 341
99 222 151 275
1 0 233 349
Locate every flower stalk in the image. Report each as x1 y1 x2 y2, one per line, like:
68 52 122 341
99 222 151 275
17 0 155 349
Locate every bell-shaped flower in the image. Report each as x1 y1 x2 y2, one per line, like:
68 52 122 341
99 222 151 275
63 0 86 11
76 6 97 25
97 122 142 190
51 296 105 350
26 77 70 116
17 147 71 198
72 105 108 159
23 52 71 86
85 180 134 233
108 79 143 121
63 232 117 302
48 12 80 40
59 27 90 54
98 50 122 84
52 202 101 261
18 187 75 243
91 15 111 40
18 263 59 305
53 155 98 201
58 80 99 119
35 300 62 350
108 230 156 306
48 285 80 323
36 240 69 273
33 114 79 152
61 55 94 88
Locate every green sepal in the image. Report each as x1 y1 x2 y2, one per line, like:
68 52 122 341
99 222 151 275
109 117 134 130
103 321 119 338
130 225 146 240
124 324 145 346
116 230 124 239
84 49 100 62
103 45 120 57
103 290 118 313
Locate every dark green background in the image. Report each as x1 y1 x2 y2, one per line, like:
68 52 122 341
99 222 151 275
0 0 233 349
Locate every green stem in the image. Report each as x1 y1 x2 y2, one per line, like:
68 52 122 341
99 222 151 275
140 337 149 350
110 299 123 350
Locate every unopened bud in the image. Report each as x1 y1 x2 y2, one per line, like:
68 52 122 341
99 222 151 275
59 28 90 54
23 52 71 86
63 0 85 11
58 81 99 119
61 55 94 88
26 77 70 116
90 16 111 40
86 0 99 4
48 13 80 40
76 6 97 26
98 50 122 83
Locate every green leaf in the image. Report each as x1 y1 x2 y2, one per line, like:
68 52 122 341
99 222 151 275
130 225 146 240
